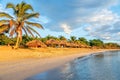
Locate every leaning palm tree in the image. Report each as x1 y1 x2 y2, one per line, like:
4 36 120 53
0 2 43 48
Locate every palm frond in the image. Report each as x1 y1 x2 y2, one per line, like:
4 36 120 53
18 1 25 17
27 26 41 37
23 13 39 20
22 27 28 36
0 24 9 33
22 4 33 12
25 26 34 37
0 12 13 19
19 1 26 9
6 3 16 11
25 21 43 29
16 4 19 10
0 20 9 26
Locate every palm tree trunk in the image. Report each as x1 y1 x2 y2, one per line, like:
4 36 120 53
14 36 19 49
14 32 20 49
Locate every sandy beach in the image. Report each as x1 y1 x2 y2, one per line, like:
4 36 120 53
0 46 119 80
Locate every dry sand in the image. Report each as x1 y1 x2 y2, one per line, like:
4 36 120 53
0 46 119 80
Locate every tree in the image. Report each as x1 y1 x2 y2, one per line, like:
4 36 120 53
70 36 76 42
0 34 15 45
78 37 89 45
89 39 104 48
59 36 66 40
104 43 120 49
0 1 43 48
45 35 58 40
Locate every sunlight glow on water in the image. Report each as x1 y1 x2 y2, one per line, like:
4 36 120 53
26 51 120 80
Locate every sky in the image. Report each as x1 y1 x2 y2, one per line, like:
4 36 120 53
0 0 120 43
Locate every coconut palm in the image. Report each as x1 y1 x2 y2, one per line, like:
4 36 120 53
78 37 89 45
70 36 76 42
59 35 66 40
0 1 43 48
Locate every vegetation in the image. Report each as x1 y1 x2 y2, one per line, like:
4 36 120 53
78 37 89 45
59 36 66 40
0 34 16 45
104 43 120 49
89 39 104 48
0 34 120 49
0 2 43 48
70 36 76 42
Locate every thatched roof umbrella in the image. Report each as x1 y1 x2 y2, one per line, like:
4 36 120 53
45 39 60 47
78 43 91 48
78 43 85 48
70 43 79 48
74 43 79 48
59 40 68 48
65 43 74 48
66 42 71 48
67 42 79 48
26 40 47 48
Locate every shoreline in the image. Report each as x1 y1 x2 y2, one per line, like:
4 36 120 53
0 46 119 80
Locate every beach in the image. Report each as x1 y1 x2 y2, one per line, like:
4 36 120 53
0 46 118 80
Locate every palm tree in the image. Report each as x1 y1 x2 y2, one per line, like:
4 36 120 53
59 35 66 40
78 37 89 45
70 36 76 42
0 2 43 48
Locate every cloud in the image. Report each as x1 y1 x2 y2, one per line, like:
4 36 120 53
31 0 118 32
87 9 118 24
34 0 120 41
102 36 111 40
60 23 72 34
1 0 119 30
83 9 120 40
117 32 120 35
85 26 92 31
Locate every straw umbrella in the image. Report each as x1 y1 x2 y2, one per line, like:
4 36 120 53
59 40 68 48
70 43 79 48
26 40 47 48
45 39 60 47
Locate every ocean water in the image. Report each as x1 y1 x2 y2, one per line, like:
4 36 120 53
26 51 120 80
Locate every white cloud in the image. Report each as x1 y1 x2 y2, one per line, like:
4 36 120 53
87 9 119 25
85 26 92 31
60 23 72 34
117 32 120 35
84 9 120 40
103 36 111 40
100 33 111 40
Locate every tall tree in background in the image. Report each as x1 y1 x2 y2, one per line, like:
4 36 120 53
89 39 104 48
70 36 76 42
0 1 43 48
78 37 89 45
59 36 66 40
